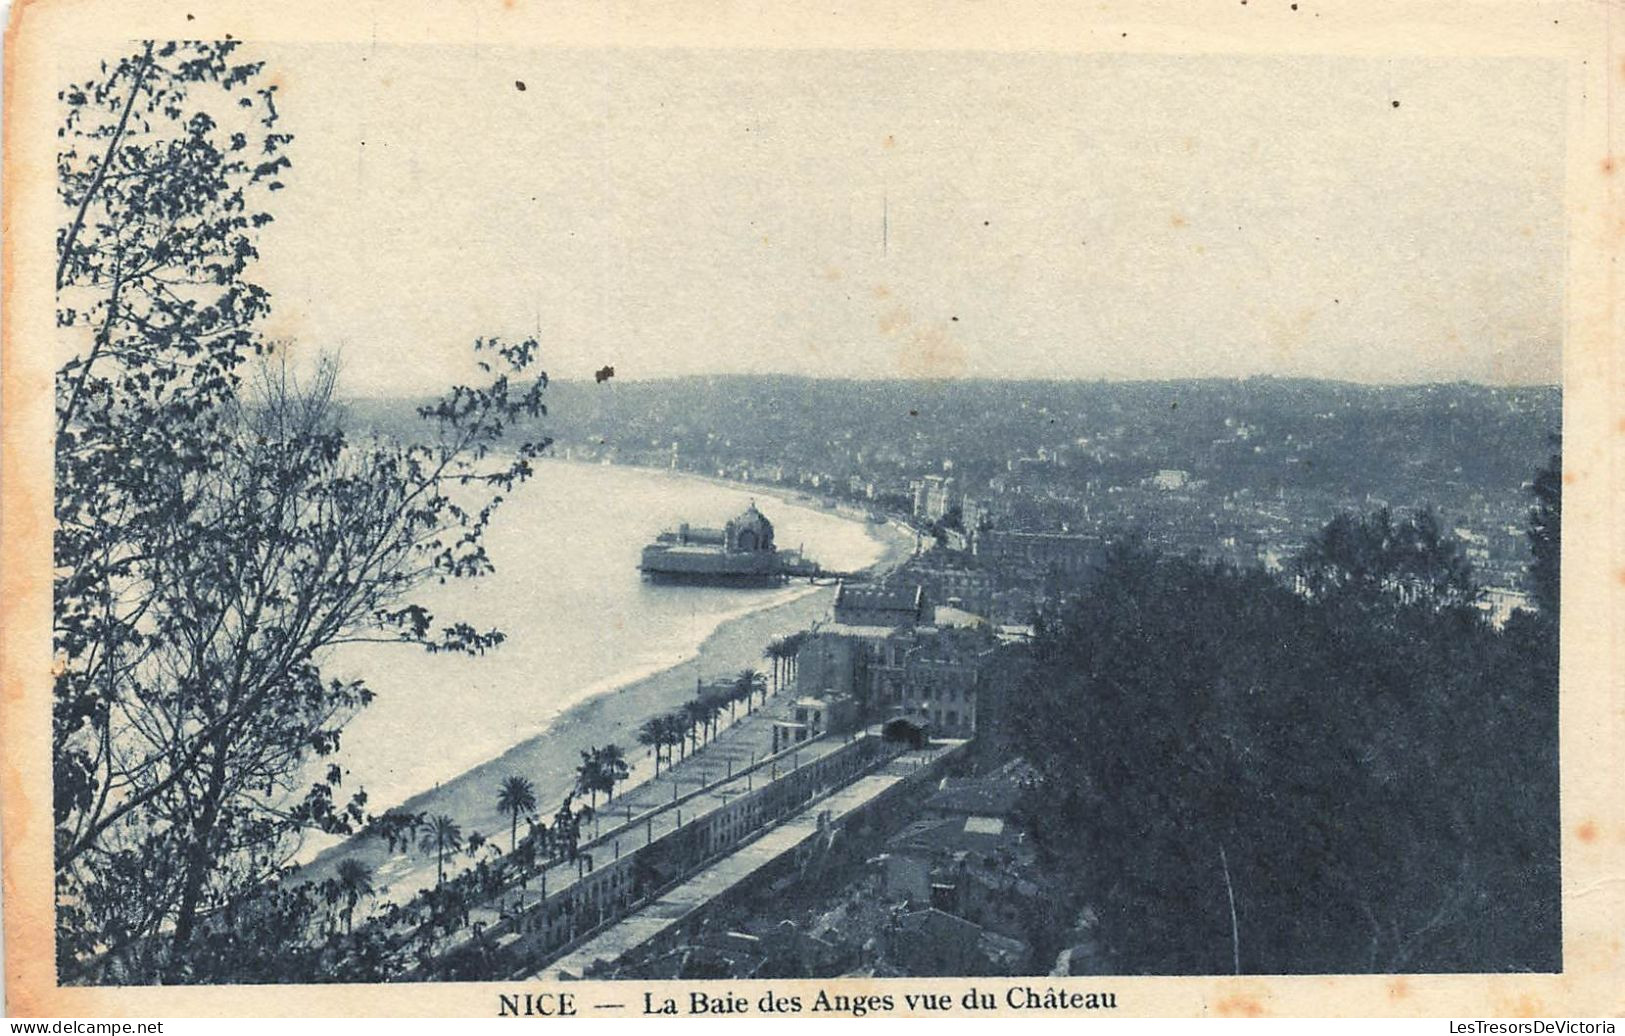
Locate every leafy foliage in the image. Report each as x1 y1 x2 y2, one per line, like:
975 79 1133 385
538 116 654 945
1009 508 1559 974
496 775 537 853
1295 506 1480 610
739 663 770 707
421 815 464 887
53 41 550 982
1527 439 1561 619
573 745 629 809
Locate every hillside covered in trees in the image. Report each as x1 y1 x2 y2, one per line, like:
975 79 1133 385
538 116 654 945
1006 465 1561 974
353 375 1556 504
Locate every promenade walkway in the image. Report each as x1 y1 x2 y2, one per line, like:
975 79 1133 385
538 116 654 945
340 681 810 911
537 738 967 979
464 723 862 938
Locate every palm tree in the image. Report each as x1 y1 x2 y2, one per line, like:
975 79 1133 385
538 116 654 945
697 697 720 742
318 877 343 934
764 638 786 693
663 711 690 762
420 814 463 886
495 775 537 853
552 797 581 862
597 744 630 802
335 859 374 934
511 838 537 889
576 750 603 810
782 631 808 688
735 667 767 712
525 817 552 873
683 699 708 752
638 717 666 776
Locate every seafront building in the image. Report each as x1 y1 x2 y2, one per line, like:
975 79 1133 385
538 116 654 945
639 502 813 585
798 606 998 742
885 548 998 618
913 475 959 523
832 582 925 626
882 625 995 739
970 527 1102 582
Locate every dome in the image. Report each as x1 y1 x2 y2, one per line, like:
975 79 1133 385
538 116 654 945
727 501 775 553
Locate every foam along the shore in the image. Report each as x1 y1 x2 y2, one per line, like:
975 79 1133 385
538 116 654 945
294 468 913 897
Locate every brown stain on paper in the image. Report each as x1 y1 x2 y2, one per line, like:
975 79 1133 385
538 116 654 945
1263 305 1319 364
869 286 967 378
1213 995 1267 1017
1577 819 1598 843
894 322 968 379
3 0 59 1017
878 305 911 335
1494 994 1547 1018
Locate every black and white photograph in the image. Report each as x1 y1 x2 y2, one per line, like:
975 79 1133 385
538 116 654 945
3 0 1621 1021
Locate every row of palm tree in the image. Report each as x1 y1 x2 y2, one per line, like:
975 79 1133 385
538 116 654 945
387 640 815 898
635 712 688 776
634 666 774 775
335 777 601 949
494 776 597 870
764 632 808 693
575 744 630 809
365 809 474 888
335 638 817 944
321 858 376 936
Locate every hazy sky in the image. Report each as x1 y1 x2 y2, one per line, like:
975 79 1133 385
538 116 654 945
251 45 1565 394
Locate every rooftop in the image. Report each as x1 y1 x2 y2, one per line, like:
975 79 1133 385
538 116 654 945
834 582 923 614
931 606 988 629
924 777 1024 818
890 815 1016 857
816 622 907 641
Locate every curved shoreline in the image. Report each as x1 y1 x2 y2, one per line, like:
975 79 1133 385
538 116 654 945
295 466 914 887
613 460 920 563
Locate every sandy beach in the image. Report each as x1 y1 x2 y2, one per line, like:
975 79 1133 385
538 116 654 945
294 472 915 902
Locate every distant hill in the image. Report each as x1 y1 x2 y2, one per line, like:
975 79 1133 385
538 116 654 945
341 375 1560 505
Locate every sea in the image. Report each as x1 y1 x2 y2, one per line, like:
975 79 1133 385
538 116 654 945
317 459 889 820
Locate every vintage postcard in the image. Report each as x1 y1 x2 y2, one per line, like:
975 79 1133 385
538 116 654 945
3 0 1622 1020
